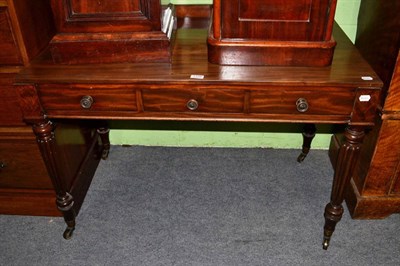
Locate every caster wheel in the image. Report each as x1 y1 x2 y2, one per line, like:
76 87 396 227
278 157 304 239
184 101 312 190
322 238 330 250
297 153 307 163
102 149 110 160
63 227 75 240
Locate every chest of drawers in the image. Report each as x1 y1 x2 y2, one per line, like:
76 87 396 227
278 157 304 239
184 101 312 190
0 0 57 216
0 0 104 217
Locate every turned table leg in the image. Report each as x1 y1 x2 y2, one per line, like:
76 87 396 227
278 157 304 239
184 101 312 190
33 120 76 239
297 123 317 163
323 126 365 250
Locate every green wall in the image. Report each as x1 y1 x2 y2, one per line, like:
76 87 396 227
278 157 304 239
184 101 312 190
111 0 361 149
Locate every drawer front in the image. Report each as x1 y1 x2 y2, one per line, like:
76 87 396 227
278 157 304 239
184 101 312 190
142 88 245 113
250 89 356 115
38 84 138 112
34 84 367 122
0 6 22 65
0 138 52 189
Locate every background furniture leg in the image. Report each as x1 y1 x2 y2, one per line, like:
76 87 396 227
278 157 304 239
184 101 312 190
297 123 317 163
97 126 110 160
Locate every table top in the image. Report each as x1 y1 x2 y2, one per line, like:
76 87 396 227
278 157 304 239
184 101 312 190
17 24 382 89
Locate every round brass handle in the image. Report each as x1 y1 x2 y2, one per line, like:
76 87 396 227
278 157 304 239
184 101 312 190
0 161 6 169
186 99 199 111
80 95 94 109
296 98 309 113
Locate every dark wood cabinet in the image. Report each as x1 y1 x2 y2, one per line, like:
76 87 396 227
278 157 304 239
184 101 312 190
330 0 400 219
49 0 175 64
0 0 103 217
208 0 337 66
343 53 400 219
0 0 56 216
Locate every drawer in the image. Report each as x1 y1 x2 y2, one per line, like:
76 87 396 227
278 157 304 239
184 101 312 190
250 88 356 115
38 84 138 112
0 137 52 189
0 6 22 65
142 88 245 113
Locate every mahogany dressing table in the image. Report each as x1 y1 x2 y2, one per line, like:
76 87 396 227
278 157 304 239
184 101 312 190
15 19 382 249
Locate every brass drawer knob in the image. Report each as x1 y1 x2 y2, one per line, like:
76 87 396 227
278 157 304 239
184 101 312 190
0 161 6 169
186 99 199 111
296 98 309 113
80 95 94 109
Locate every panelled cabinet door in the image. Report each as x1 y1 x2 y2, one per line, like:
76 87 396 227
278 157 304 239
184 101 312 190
0 0 55 66
383 52 400 112
0 6 22 65
218 0 335 41
51 0 162 33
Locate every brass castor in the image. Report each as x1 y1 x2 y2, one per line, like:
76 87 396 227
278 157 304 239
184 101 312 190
63 226 75 240
322 237 330 250
102 148 110 160
297 152 307 163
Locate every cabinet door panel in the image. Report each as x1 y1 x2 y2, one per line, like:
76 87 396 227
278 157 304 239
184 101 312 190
70 0 139 13
0 139 52 189
382 52 400 112
220 0 333 41
239 0 312 21
0 7 22 65
51 0 161 32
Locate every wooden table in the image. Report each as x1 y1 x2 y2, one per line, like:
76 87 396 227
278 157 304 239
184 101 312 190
15 24 382 250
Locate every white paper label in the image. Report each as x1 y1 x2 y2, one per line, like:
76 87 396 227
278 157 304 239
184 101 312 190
359 95 371 102
361 76 374 81
190 75 205 79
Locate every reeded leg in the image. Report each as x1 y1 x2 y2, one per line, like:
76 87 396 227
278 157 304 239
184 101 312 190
97 126 110 160
323 126 365 250
297 123 317 163
33 120 76 239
